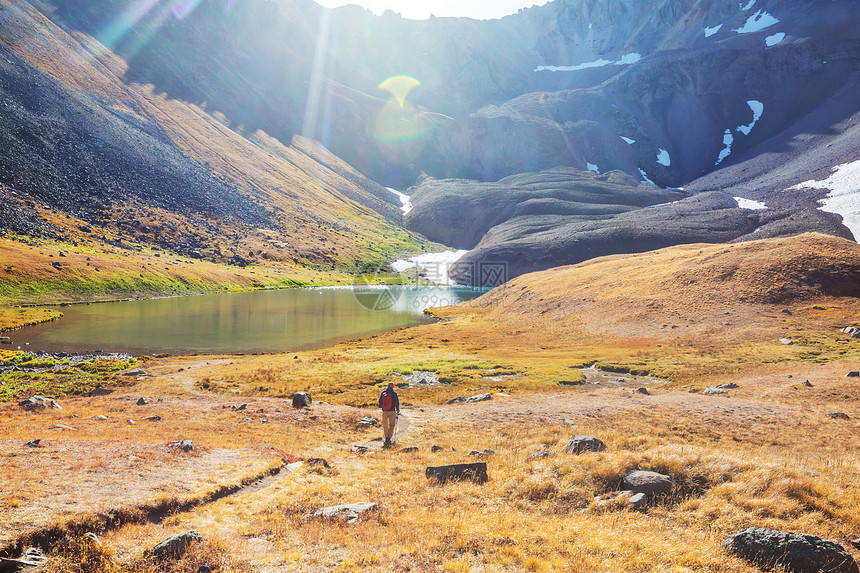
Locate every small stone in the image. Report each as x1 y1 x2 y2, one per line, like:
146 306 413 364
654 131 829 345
779 338 793 345
447 393 492 405
527 450 555 460
168 440 193 452
136 397 149 406
306 458 331 468
351 445 369 453
127 419 135 425
703 387 728 395
124 369 146 376
563 435 607 454
243 417 253 423
306 502 377 524
19 395 62 411
628 492 647 509
148 530 204 560
827 412 850 420
846 371 860 378
236 403 248 411
143 416 161 422
357 416 379 428
717 383 739 389
292 392 312 409
51 424 78 431
400 446 419 453
468 448 495 457
24 439 40 448
803 380 814 387
636 387 650 395
431 445 445 453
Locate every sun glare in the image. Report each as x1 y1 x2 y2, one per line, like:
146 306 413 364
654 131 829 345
314 0 548 20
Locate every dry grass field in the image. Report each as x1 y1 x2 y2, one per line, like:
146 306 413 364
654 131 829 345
1 234 860 572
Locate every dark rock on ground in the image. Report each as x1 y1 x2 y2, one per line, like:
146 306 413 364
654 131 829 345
718 383 739 389
623 470 673 496
306 458 330 468
400 446 419 454
24 439 40 448
725 528 859 573
143 416 162 422
431 445 447 453
841 327 860 338
124 369 146 376
828 412 850 420
350 445 369 453
168 440 193 452
306 502 377 524
426 463 488 484
635 387 649 395
846 371 860 378
468 449 495 457
148 530 204 560
447 393 492 405
19 395 61 411
292 392 312 409
563 435 606 454
136 397 149 406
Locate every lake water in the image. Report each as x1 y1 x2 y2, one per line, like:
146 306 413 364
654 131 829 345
8 286 486 355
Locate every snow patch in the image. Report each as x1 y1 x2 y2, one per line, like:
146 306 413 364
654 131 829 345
704 25 722 37
735 10 779 34
387 188 413 215
736 100 764 135
766 32 785 46
734 197 767 210
740 0 756 11
656 148 671 167
789 161 860 240
620 136 636 145
391 250 469 285
715 129 734 166
638 168 656 185
586 163 600 174
535 53 641 73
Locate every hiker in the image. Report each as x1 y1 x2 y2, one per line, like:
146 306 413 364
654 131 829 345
379 382 400 447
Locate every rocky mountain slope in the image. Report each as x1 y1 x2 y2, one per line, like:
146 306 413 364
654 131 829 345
3 0 859 283
0 0 429 270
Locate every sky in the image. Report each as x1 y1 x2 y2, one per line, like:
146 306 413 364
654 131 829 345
313 0 550 20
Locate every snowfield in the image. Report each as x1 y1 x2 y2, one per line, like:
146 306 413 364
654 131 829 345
734 197 767 210
387 188 413 215
657 148 671 167
737 100 764 135
766 32 786 46
789 161 860 240
391 250 469 285
735 10 779 34
535 53 641 73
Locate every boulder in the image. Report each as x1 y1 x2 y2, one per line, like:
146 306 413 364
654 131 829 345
357 416 379 428
306 502 377 524
725 528 859 573
124 368 147 376
292 392 312 408
447 393 492 405
563 435 607 454
426 462 488 484
623 470 673 496
148 530 204 560
19 395 61 411
717 383 739 389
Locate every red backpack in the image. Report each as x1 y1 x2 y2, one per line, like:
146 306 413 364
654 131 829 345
380 390 393 411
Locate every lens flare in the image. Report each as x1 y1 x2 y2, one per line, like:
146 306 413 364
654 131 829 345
378 75 420 109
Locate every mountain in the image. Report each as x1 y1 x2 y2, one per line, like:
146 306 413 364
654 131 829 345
2 0 859 284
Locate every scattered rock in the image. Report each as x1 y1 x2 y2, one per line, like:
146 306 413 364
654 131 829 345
404 371 439 385
628 492 647 509
243 417 253 422
803 380 814 387
703 387 728 395
400 446 419 453
136 397 149 406
351 445 369 453
827 412 850 420
143 416 162 422
623 470 673 496
0 548 47 571
447 393 492 405
561 418 577 426
426 462 488 484
431 445 446 453
841 327 860 339
635 387 650 395
306 458 331 468
148 530 204 560
235 403 248 411
292 392 312 409
357 416 379 428
593 490 647 511
780 338 793 345
51 424 78 431
24 439 40 448
846 371 860 378
124 368 147 376
306 502 377 524
469 448 495 457
527 450 556 460
168 440 193 452
19 395 61 411
562 435 607 454
717 383 739 389
724 528 859 573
